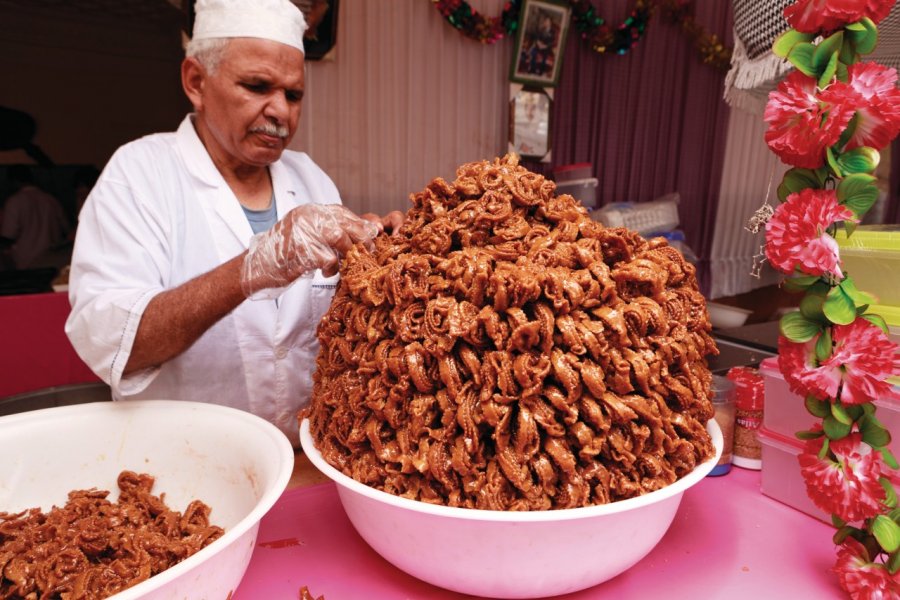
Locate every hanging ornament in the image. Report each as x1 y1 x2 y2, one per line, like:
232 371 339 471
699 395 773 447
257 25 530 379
570 0 652 55
431 0 521 45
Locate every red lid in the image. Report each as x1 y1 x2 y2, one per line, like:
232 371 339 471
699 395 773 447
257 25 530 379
553 162 592 173
726 366 765 411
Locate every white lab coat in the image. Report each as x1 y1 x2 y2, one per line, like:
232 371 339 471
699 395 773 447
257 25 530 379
66 116 339 445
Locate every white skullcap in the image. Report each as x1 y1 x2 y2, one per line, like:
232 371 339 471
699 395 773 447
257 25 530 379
192 0 307 54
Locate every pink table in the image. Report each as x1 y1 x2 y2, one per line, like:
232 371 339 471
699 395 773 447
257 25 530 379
234 467 845 599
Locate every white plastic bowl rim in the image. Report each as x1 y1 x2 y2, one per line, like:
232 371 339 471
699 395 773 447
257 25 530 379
300 417 722 522
0 400 295 600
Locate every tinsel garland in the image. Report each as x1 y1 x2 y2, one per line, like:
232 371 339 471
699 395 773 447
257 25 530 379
431 0 732 70
431 0 521 44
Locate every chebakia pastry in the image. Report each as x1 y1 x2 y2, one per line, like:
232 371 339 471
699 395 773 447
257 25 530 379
306 154 717 511
0 472 222 599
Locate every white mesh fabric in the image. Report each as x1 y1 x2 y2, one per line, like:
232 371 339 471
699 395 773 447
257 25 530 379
725 0 900 114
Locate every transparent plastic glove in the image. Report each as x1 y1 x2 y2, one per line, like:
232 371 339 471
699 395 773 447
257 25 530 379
241 203 380 300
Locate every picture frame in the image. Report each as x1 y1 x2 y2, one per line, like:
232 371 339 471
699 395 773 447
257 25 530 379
509 85 552 161
509 0 572 88
294 0 339 61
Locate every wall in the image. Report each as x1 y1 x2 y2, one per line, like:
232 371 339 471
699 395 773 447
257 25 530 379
0 7 188 170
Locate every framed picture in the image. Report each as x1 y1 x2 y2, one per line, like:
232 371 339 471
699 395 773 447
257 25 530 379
509 0 572 88
294 0 339 61
509 85 552 161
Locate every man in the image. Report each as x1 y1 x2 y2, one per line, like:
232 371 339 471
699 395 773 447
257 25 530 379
1 165 71 270
66 0 400 445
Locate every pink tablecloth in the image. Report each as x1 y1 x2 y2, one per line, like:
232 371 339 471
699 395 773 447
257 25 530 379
234 467 844 599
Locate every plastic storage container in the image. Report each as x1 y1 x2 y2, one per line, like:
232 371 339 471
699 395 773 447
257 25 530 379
556 178 599 208
759 426 900 524
592 193 680 235
760 357 900 457
757 426 830 523
835 225 900 307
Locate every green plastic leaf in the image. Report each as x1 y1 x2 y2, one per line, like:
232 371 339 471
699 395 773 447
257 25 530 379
797 427 826 439
838 113 861 149
783 273 822 293
830 401 854 426
777 168 825 203
836 61 849 82
882 478 898 509
833 514 847 528
815 327 833 362
824 413 852 439
860 414 892 448
848 17 878 55
838 36 858 67
841 277 878 307
883 448 900 470
836 147 880 175
845 220 859 238
845 21 867 32
833 524 856 545
824 285 857 325
889 549 900 575
780 311 822 343
813 32 844 71
773 29 816 58
797 394 831 420
819 50 840 87
826 146 843 178
818 436 831 459
800 291 826 320
863 313 890 335
890 506 900 523
873 514 900 553
839 173 880 219
787 42 818 77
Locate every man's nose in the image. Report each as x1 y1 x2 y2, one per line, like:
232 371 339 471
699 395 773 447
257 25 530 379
263 92 290 122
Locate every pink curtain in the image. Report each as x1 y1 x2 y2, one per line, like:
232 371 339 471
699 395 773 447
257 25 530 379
525 1 733 294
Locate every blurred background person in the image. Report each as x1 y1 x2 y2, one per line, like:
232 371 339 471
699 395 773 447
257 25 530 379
0 165 72 270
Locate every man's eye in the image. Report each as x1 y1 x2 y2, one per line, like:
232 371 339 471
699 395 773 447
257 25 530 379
242 83 268 93
286 91 302 103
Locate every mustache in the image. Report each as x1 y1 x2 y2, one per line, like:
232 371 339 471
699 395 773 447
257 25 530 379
249 122 289 138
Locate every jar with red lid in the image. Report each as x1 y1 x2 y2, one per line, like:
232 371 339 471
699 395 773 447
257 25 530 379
727 366 764 470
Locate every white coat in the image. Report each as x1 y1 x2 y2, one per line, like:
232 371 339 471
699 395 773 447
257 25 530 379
66 116 339 445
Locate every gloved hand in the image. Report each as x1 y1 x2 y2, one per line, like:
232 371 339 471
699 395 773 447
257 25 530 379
241 203 380 299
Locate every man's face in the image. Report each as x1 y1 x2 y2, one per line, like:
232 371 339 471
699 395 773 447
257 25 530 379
191 38 305 170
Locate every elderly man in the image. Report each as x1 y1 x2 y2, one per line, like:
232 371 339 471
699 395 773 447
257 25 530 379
66 0 399 445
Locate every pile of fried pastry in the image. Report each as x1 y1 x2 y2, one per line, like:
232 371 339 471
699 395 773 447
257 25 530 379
307 155 716 511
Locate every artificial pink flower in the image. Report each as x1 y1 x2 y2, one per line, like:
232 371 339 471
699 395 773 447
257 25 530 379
844 62 900 151
778 319 900 404
765 72 858 168
785 0 895 34
799 431 885 522
765 188 854 277
833 537 900 599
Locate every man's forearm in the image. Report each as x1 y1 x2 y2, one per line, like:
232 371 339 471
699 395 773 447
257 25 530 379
124 253 248 374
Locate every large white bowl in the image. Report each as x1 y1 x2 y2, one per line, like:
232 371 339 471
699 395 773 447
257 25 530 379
301 418 722 599
0 400 294 600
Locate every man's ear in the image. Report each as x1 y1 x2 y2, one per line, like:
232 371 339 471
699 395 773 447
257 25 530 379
181 57 206 111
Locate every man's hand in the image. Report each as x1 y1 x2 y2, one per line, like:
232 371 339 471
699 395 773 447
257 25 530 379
361 210 406 236
241 204 379 297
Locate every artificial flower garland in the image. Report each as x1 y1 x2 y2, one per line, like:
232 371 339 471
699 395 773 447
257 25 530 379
762 0 900 596
431 0 731 69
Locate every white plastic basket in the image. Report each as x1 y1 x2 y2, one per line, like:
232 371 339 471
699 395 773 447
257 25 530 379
592 193 680 235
